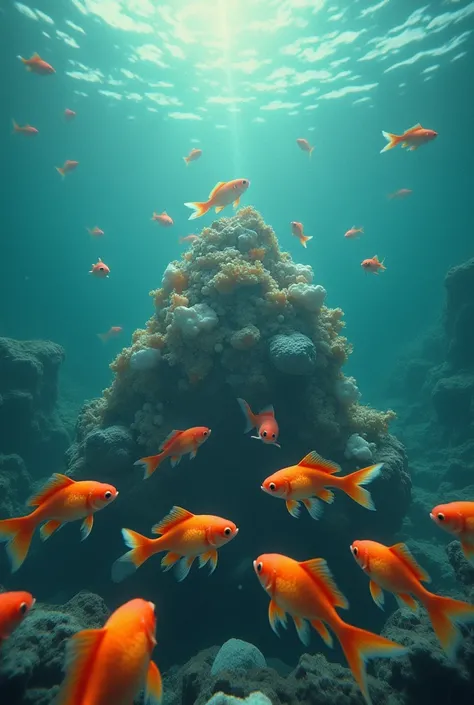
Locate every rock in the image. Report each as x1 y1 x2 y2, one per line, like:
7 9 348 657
66 425 134 480
269 333 316 376
431 375 474 428
211 639 266 675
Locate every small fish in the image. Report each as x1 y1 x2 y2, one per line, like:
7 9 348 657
12 120 38 136
261 452 382 519
55 598 162 705
344 226 364 239
152 211 174 227
296 138 314 156
236 398 280 447
184 178 250 220
388 188 412 199
361 255 385 274
350 539 474 657
179 234 199 244
19 53 55 75
183 148 202 165
89 258 110 278
254 552 406 705
64 108 76 120
112 506 238 583
290 221 313 248
381 123 437 153
0 591 35 644
134 427 211 479
55 160 79 178
430 501 474 564
0 474 118 572
87 226 105 237
97 326 123 343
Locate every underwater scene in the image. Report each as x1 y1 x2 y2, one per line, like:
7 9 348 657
2 0 474 703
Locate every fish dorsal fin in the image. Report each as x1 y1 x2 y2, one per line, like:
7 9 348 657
258 405 275 417
160 429 183 451
299 451 340 474
162 211 167 216
300 558 349 609
32 52 41 60
209 181 225 199
405 123 422 134
28 473 75 507
389 543 431 583
152 506 194 535
56 628 105 705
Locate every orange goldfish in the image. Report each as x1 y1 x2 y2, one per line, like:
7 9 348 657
184 178 250 220
290 221 313 248
134 427 211 479
179 234 199 244
0 474 118 572
89 258 110 278
261 452 382 519
183 148 202 165
12 120 38 136
430 501 474 564
19 53 55 75
254 552 406 704
87 226 104 237
236 399 280 447
350 539 474 657
345 226 364 239
152 211 174 227
296 138 314 156
388 188 412 199
381 123 437 153
56 160 79 178
361 255 385 274
55 598 162 705
64 108 76 120
112 506 239 583
0 591 35 644
97 326 123 343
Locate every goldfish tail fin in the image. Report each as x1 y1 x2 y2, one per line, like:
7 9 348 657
0 515 36 572
12 119 19 134
111 528 154 582
183 157 189 166
184 201 209 221
55 166 65 178
309 147 314 158
55 627 106 705
336 621 407 704
380 131 400 153
236 398 256 434
134 453 164 479
341 463 383 510
423 592 474 658
302 235 313 248
97 333 107 344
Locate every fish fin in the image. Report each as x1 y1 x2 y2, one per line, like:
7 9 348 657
286 499 301 518
208 181 225 199
97 333 107 343
236 398 257 433
302 497 324 520
0 515 36 572
422 592 474 658
134 453 165 479
146 660 163 705
311 619 334 648
215 206 225 213
302 235 313 247
340 463 383 510
56 628 106 705
189 449 198 460
184 201 210 220
39 520 63 541
293 616 311 646
380 130 400 153
183 157 189 165
309 146 314 157
389 543 431 583
268 599 287 635
408 145 418 151
301 238 308 248
175 555 195 582
460 537 474 564
160 429 183 451
170 455 181 467
316 488 335 504
55 166 65 178
405 122 422 133
161 551 181 571
161 211 167 216
395 593 418 613
198 549 218 574
152 506 194 535
299 451 341 474
258 404 275 417
233 197 240 209
369 580 385 610
80 515 94 541
28 473 75 507
111 528 153 582
12 119 19 134
32 52 41 60
300 558 349 609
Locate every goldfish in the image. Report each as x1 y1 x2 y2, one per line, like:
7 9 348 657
89 258 110 278
12 120 38 136
0 473 118 572
134 427 211 479
184 178 250 220
183 148 202 165
261 452 382 519
388 188 412 199
254 552 406 705
296 138 314 156
112 506 238 583
152 211 174 227
345 226 364 239
236 398 280 447
381 123 437 153
290 221 312 248
87 226 104 237
350 539 474 657
64 108 76 120
179 234 199 244
56 160 79 178
0 591 35 644
55 598 162 705
97 326 123 343
361 256 385 274
19 53 55 75
430 501 474 564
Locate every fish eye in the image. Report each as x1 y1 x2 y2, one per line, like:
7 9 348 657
19 602 28 615
262 430 268 437
203 431 208 437
269 482 276 492
352 546 358 557
256 561 263 573
224 527 232 536
104 490 113 500
437 513 445 522
99 266 104 271
271 434 276 439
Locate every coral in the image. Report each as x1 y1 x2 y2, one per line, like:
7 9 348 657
130 347 161 371
211 639 266 676
287 282 326 312
230 326 261 351
344 433 375 463
206 694 271 705
269 333 316 376
335 376 361 406
172 303 219 339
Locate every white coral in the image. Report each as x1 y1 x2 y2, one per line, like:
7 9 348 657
288 283 326 312
172 303 218 339
344 433 375 463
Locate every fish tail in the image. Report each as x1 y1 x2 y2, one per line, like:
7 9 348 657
340 463 383 510
380 131 400 153
183 201 210 221
183 156 189 166
111 528 157 582
134 452 166 479
96 333 107 344
302 235 313 248
421 590 474 657
55 166 65 178
335 620 407 704
309 146 314 158
12 119 19 134
0 514 37 572
236 398 257 434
